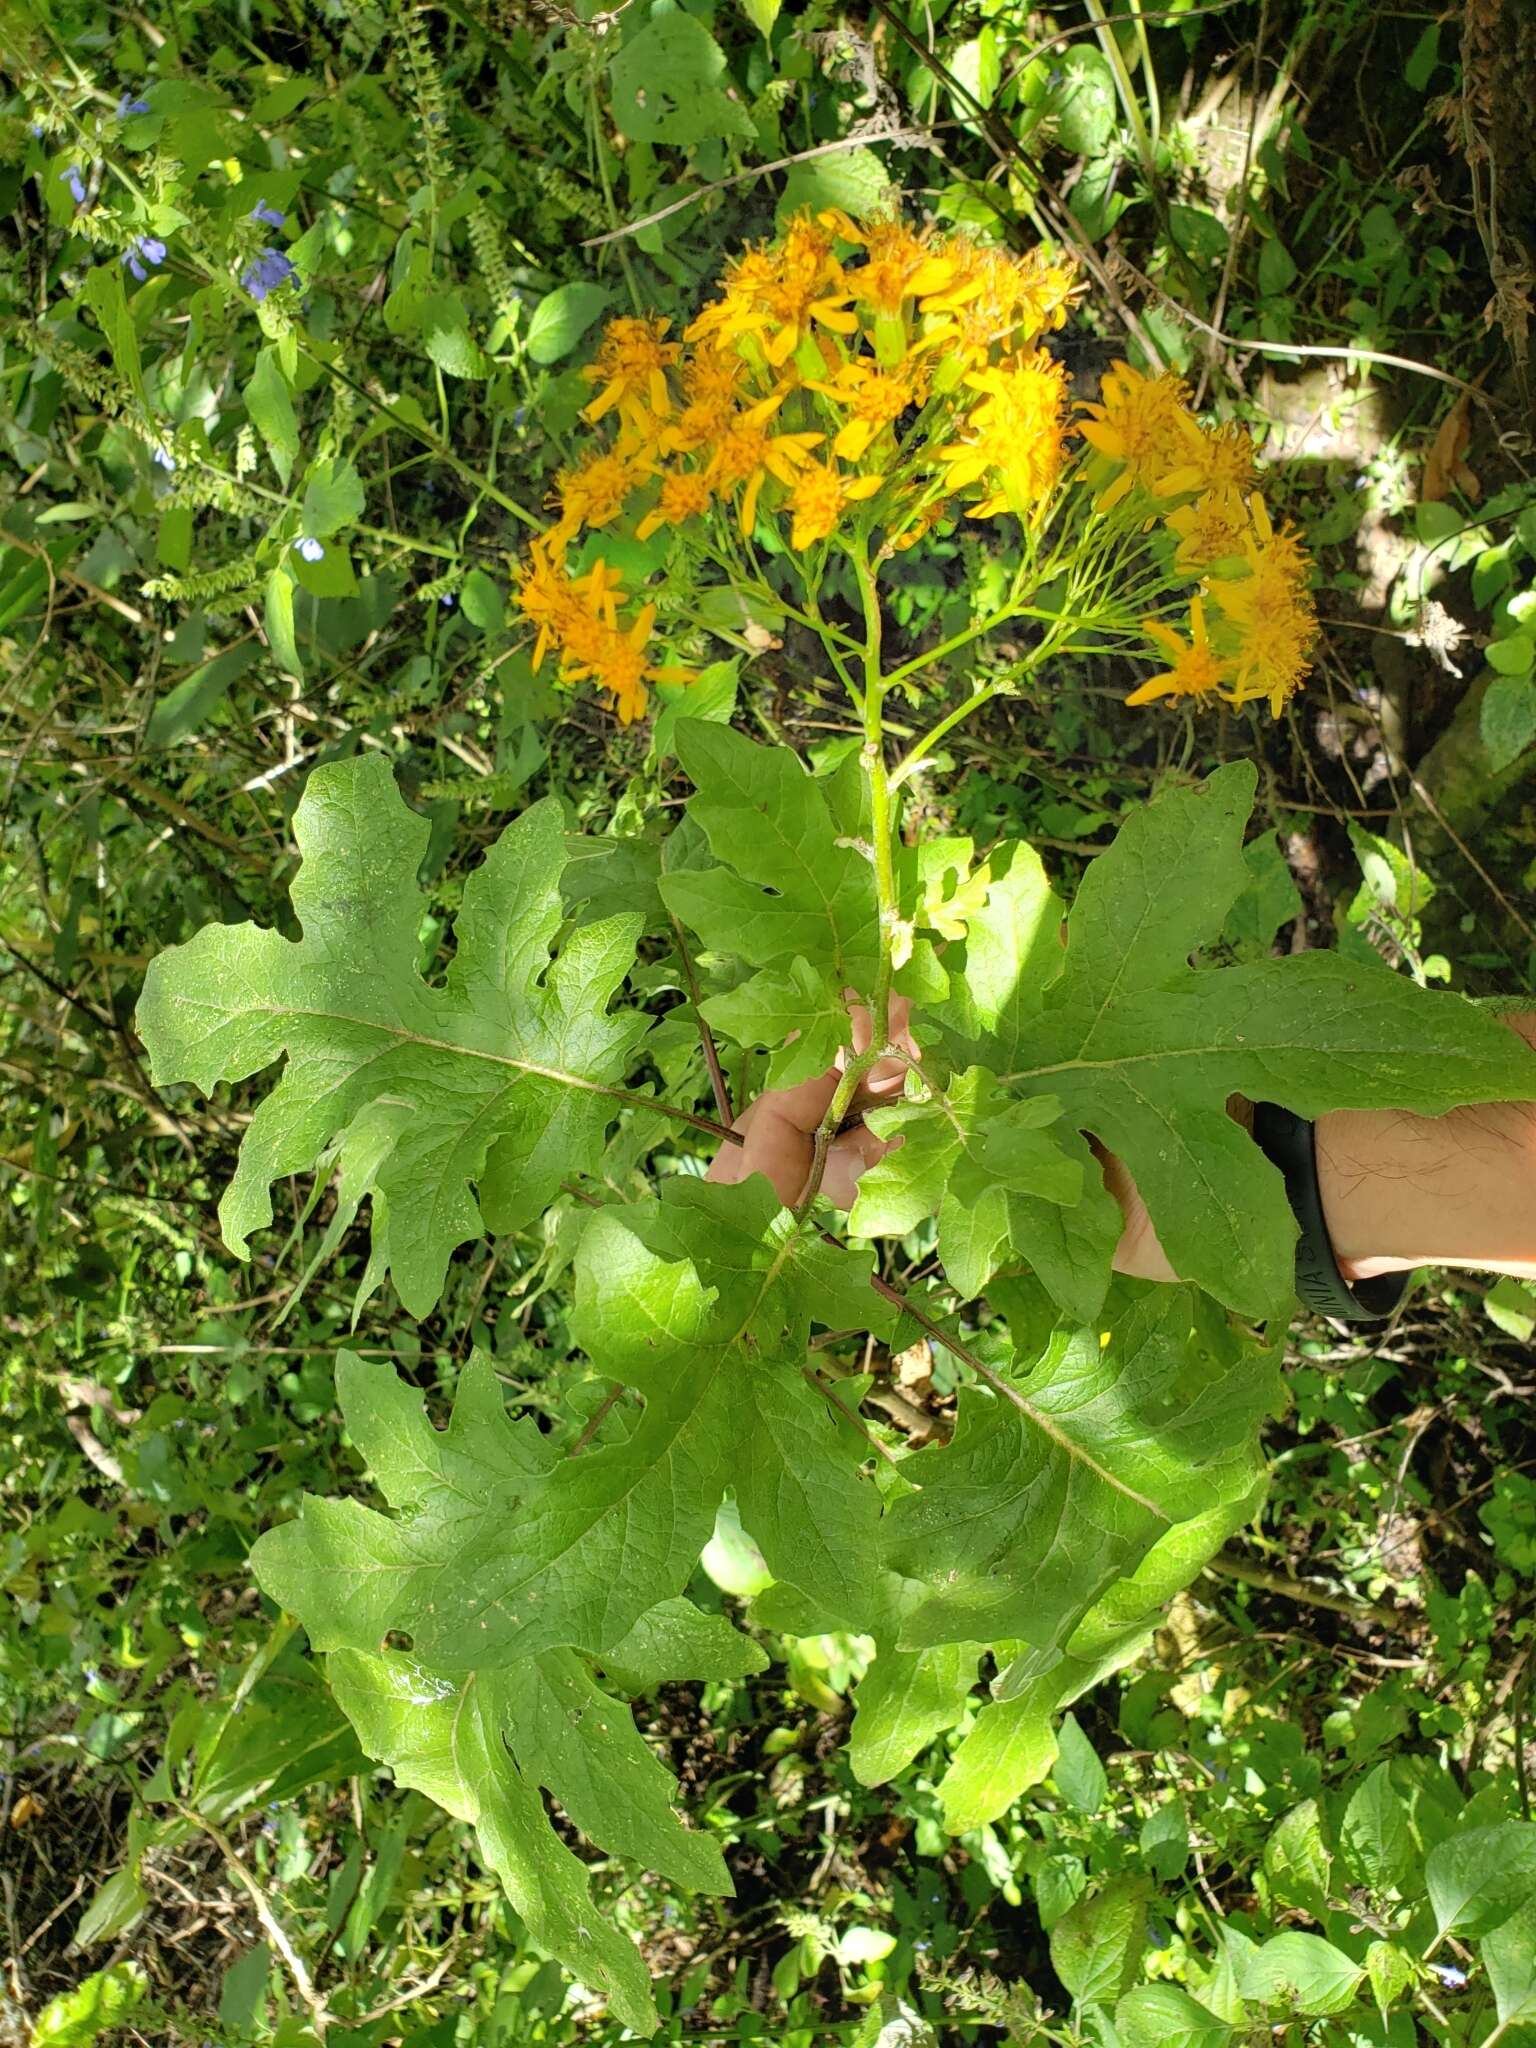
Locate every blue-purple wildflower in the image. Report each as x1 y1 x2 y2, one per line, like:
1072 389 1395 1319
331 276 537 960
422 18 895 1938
296 536 325 563
121 235 167 283
153 447 175 473
242 246 296 301
440 592 456 608
61 164 87 207
117 90 151 117
250 200 286 229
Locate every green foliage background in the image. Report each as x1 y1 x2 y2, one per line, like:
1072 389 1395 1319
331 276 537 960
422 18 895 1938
4 0 1536 2043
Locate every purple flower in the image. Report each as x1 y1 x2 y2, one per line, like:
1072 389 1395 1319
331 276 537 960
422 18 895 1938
439 592 455 608
30 123 43 139
117 91 151 117
250 199 286 229
296 536 325 562
60 164 86 207
242 246 295 302
153 448 175 472
120 235 167 283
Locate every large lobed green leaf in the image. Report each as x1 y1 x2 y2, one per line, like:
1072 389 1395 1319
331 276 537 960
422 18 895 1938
136 754 650 1317
928 760 1536 1319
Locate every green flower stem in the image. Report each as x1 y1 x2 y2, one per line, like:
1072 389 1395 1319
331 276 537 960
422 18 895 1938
890 678 1002 789
849 541 899 1047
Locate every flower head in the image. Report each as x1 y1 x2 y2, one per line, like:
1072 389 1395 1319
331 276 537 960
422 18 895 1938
1207 497 1317 715
1078 361 1195 511
549 441 653 544
1157 416 1257 500
60 164 87 207
152 447 175 473
1164 487 1249 575
810 352 929 461
296 536 325 563
826 212 960 321
120 234 167 283
515 542 688 724
636 468 713 541
1126 595 1229 706
117 90 151 118
250 200 286 229
687 214 855 366
242 246 295 301
582 316 679 427
706 393 824 534
785 460 882 550
939 350 1069 517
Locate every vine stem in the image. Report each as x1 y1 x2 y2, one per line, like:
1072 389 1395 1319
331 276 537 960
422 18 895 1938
668 912 733 1127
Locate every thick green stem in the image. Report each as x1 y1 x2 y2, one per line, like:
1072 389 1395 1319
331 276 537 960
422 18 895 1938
849 543 899 1047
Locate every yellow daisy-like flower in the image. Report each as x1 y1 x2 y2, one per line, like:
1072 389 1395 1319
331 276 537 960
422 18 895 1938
825 211 961 320
809 352 930 460
636 467 714 541
1157 415 1257 500
1078 361 1195 511
1126 595 1230 705
581 316 679 426
549 441 653 542
924 245 1079 361
558 597 693 725
686 214 856 367
785 460 882 549
664 346 746 455
1206 496 1317 714
938 350 1069 517
1164 487 1250 575
706 393 824 533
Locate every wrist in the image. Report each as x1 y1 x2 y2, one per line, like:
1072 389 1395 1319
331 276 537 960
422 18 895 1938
1316 1013 1536 1282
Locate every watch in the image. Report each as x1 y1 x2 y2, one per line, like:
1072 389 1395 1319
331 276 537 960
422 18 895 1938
1251 1100 1409 1325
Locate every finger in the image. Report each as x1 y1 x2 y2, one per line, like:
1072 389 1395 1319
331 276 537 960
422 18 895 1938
821 1122 892 1210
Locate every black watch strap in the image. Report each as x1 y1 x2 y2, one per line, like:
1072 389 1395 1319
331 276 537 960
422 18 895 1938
1251 1101 1408 1325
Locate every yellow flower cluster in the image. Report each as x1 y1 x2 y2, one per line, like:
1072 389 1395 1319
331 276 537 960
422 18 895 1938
513 213 1316 724
1079 360 1317 715
515 211 1078 722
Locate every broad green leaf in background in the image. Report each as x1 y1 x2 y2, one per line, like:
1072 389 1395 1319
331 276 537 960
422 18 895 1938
1239 1932 1363 2016
1264 1799 1332 1921
883 1287 1278 1652
137 756 651 1317
1426 1820 1536 1939
300 456 365 537
848 1644 978 1787
998 761 1536 1318
778 145 893 224
1481 1897 1536 2027
1115 1984 1233 2048
1052 1713 1108 1814
1481 669 1536 771
263 566 302 679
525 281 612 366
327 1650 663 2037
30 1963 148 2048
1341 1761 1413 1893
245 345 298 486
608 14 755 149
1050 1874 1148 2007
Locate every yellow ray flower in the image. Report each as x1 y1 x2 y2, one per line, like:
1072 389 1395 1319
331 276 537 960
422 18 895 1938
664 346 746 455
549 441 653 543
1125 595 1230 705
1078 360 1195 511
686 215 856 367
636 467 714 541
808 353 930 460
785 461 882 549
923 245 1079 359
706 393 824 533
1157 415 1257 500
938 350 1069 517
1164 487 1249 575
822 211 961 319
582 316 679 426
1206 495 1317 714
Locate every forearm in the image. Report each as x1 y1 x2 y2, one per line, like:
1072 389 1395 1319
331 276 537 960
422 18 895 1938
1318 1011 1536 1282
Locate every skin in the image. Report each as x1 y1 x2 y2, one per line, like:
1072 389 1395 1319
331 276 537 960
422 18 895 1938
708 1006 1536 1289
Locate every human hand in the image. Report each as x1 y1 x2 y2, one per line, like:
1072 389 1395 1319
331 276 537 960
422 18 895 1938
706 997 918 1211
